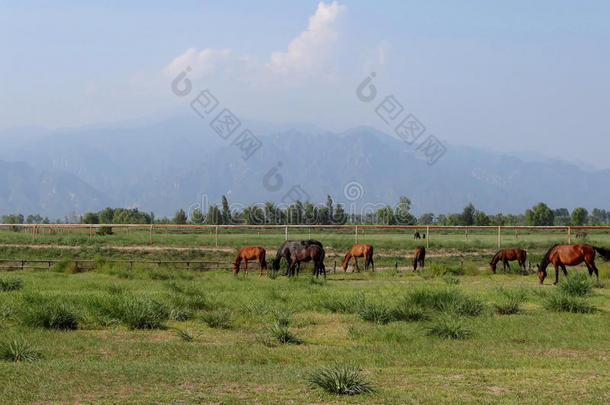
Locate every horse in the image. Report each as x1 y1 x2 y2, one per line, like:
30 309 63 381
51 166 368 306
537 243 610 284
233 246 267 276
414 231 421 239
413 246 425 271
295 244 327 278
489 249 527 274
575 231 587 238
422 233 426 239
272 240 323 277
342 244 374 272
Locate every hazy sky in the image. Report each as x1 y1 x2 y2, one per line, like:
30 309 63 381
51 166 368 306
2 1 609 167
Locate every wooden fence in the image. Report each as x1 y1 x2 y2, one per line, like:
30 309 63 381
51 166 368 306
1 224 609 248
0 258 231 272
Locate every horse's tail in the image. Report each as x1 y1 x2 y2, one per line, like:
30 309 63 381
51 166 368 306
261 249 267 270
539 244 559 270
594 246 610 261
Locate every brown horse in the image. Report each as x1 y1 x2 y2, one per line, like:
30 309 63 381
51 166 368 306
342 244 374 272
489 249 527 274
414 231 421 239
575 231 587 238
413 246 425 271
233 246 267 276
538 244 610 284
293 244 327 278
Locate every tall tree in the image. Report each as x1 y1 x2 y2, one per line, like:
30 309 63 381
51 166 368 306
461 203 476 226
570 207 588 226
525 202 554 226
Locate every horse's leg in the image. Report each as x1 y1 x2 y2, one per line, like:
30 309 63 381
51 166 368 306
244 260 248 277
506 260 511 271
353 257 359 272
584 256 599 282
560 263 568 278
370 256 375 272
553 263 560 285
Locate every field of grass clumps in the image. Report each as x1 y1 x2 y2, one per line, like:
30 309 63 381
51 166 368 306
0 245 609 403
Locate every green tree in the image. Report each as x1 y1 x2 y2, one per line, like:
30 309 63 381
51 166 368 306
190 209 205 224
332 203 347 224
377 205 396 225
221 195 231 224
206 205 222 225
474 211 490 226
418 213 435 225
173 209 187 225
525 202 554 226
81 212 99 224
590 208 607 225
461 203 476 226
395 196 415 224
570 207 588 226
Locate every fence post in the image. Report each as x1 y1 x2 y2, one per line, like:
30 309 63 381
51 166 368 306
355 225 358 243
426 226 430 248
515 228 518 241
215 226 218 247
568 227 571 244
465 228 468 242
497 226 501 248
149 225 153 243
89 225 92 242
285 225 288 241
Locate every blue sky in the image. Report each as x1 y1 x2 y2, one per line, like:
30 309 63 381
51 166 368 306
1 1 609 167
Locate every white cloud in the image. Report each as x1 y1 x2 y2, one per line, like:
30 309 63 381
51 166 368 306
164 48 231 78
266 1 347 77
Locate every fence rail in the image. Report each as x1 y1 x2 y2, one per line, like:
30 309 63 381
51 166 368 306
0 258 231 272
1 224 609 248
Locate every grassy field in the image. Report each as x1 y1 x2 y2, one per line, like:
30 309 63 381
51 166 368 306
1 231 609 404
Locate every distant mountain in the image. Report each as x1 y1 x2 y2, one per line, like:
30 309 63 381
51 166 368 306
1 118 609 218
0 160 107 217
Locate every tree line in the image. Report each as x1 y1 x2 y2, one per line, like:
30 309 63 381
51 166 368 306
1 198 608 227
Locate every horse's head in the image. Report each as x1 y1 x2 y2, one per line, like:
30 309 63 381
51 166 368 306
272 257 281 271
341 253 350 271
536 264 547 284
489 261 496 274
232 260 240 275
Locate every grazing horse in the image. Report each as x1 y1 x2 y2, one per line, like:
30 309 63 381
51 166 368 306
489 249 527 274
414 231 421 239
413 246 426 271
233 246 267 276
272 240 323 277
537 244 610 284
342 244 374 272
575 231 587 238
294 244 327 278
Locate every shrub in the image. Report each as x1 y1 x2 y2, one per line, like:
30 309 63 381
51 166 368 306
426 316 472 339
558 272 593 297
169 306 193 321
0 336 41 362
544 292 597 313
202 309 232 329
358 302 393 325
0 276 23 292
174 328 196 342
21 301 79 330
307 365 374 395
268 321 301 344
271 309 293 327
442 275 460 285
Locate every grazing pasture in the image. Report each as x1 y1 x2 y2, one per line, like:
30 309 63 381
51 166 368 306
0 227 609 403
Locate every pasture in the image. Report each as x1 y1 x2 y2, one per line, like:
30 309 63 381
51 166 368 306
0 227 609 403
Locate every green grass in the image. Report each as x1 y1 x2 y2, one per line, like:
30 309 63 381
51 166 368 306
0 230 610 403
0 276 23 291
307 364 375 395
0 335 41 362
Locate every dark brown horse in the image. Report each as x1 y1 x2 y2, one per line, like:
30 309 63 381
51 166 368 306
575 231 587 238
272 240 325 277
294 244 327 278
489 249 527 274
342 244 374 272
414 231 421 239
538 244 610 284
413 246 425 271
233 246 267 276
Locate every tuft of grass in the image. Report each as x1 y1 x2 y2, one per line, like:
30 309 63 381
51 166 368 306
307 365 374 395
118 296 169 329
173 327 201 342
442 275 460 285
50 258 78 274
0 336 42 362
493 287 527 315
558 272 594 296
426 316 472 339
271 309 293 327
544 292 597 313
406 287 485 316
201 309 232 329
358 302 393 324
0 276 24 292
21 301 79 330
391 304 428 322
320 293 364 314
268 321 301 344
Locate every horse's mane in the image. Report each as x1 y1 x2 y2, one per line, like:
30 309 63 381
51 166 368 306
490 250 502 264
539 244 559 270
